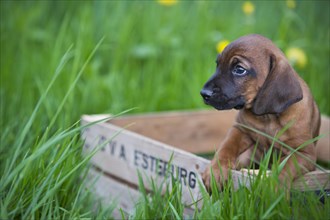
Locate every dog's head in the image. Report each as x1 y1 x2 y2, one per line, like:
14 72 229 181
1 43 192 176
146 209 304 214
200 34 303 115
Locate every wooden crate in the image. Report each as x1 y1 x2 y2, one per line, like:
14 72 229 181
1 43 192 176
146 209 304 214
81 110 330 216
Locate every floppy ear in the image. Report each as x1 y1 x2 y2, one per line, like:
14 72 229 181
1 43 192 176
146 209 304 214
252 55 303 115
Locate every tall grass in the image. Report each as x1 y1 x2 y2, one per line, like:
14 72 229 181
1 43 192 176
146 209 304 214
0 38 117 219
1 1 329 219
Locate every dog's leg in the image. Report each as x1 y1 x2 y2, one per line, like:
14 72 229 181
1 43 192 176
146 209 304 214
236 147 254 168
202 126 252 192
235 145 264 169
279 141 316 189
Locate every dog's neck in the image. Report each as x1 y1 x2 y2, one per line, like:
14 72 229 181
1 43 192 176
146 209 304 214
239 109 280 123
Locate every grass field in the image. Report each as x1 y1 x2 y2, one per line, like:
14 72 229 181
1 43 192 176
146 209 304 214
1 1 329 219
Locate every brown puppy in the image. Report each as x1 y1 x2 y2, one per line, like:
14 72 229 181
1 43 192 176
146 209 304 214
200 34 320 191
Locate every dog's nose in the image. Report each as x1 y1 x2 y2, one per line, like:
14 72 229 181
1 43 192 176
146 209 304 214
200 89 213 101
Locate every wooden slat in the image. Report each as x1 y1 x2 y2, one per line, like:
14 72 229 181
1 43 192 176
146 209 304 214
293 170 330 191
240 169 330 191
317 115 330 162
87 168 141 217
87 167 196 218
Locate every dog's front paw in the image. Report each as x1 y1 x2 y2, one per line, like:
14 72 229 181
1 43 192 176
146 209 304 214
202 164 229 193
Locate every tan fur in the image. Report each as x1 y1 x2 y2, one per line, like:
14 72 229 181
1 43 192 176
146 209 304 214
202 34 322 192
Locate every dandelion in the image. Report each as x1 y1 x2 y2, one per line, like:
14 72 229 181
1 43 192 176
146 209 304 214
286 47 307 69
216 40 230 53
242 1 255 16
286 0 296 9
158 0 178 6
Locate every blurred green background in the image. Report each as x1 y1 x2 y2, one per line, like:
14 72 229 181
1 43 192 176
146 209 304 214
1 1 329 218
1 1 329 128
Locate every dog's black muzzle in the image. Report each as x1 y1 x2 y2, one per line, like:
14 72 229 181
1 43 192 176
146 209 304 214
200 88 245 110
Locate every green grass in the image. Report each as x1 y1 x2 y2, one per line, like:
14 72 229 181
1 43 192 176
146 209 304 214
1 1 329 219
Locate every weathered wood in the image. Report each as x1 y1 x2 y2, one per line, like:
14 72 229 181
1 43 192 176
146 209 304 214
87 168 141 217
81 110 330 216
317 115 330 162
109 110 236 154
292 170 330 191
87 167 196 217
240 169 330 191
108 110 330 162
81 116 210 208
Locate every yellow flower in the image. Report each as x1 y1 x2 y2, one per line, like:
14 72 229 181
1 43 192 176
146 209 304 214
158 0 178 6
286 47 307 69
286 0 296 9
242 1 255 16
216 40 230 53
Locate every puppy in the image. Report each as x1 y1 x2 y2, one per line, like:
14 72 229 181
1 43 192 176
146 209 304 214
200 34 320 191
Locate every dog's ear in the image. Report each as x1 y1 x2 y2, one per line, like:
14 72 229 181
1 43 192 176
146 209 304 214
252 54 303 115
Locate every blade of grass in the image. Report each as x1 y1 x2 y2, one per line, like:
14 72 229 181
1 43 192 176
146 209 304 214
119 208 126 219
48 37 105 130
261 193 285 219
278 135 327 172
169 202 181 220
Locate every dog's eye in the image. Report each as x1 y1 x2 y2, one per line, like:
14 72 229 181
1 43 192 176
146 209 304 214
232 65 247 76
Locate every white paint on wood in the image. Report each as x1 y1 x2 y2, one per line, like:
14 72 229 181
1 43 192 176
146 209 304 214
87 168 140 217
81 117 210 208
